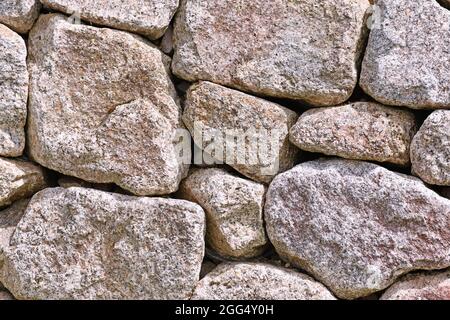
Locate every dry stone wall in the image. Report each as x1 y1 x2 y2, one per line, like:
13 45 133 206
0 0 449 300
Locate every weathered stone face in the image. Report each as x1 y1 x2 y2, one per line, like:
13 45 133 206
40 0 179 39
183 81 299 183
0 158 47 208
27 14 189 196
381 269 450 300
0 0 449 302
0 290 14 300
411 110 450 186
265 159 450 299
0 187 205 300
173 0 370 106
179 168 267 259
360 0 450 109
289 102 417 166
192 262 336 300
0 24 27 157
199 259 217 279
441 187 450 200
0 199 30 270
0 0 41 33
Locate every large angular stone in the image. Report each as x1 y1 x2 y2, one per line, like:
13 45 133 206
265 159 450 299
192 262 336 300
173 0 370 106
360 0 450 109
0 0 40 33
411 110 450 186
27 14 189 196
381 269 450 300
289 102 417 166
40 0 178 40
0 24 27 157
0 187 205 300
0 158 47 208
179 168 267 259
183 81 298 183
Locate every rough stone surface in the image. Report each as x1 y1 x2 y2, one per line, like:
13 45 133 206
183 81 299 183
381 269 450 300
289 102 417 166
0 199 29 268
179 168 267 259
411 110 450 186
192 262 336 300
40 0 179 40
0 199 29 295
0 158 47 208
173 0 370 106
57 176 114 192
265 159 450 299
0 24 27 157
0 187 205 300
360 0 450 109
27 14 189 196
0 0 41 33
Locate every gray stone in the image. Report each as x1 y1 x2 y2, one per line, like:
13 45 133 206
381 269 450 300
40 0 179 39
0 187 205 300
0 199 29 295
411 110 450 186
265 159 450 299
160 24 173 55
0 24 27 157
173 0 370 106
183 81 298 183
192 262 336 300
27 14 189 196
289 102 417 166
360 0 450 109
0 0 40 33
0 158 47 208
179 168 267 259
